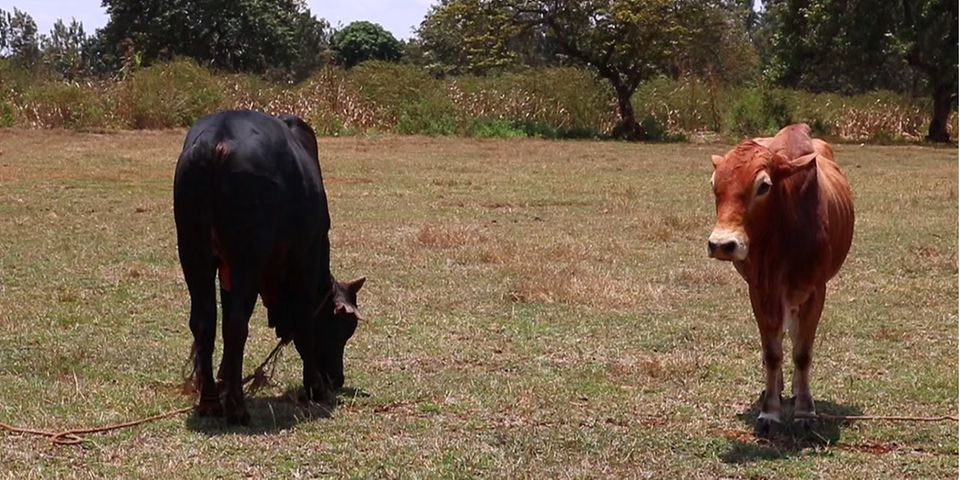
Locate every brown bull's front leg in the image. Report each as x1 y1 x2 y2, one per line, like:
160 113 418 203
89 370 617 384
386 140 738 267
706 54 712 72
750 287 785 437
792 285 826 431
756 332 785 437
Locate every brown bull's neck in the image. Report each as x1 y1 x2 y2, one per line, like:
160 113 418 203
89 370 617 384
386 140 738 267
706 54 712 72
742 163 825 298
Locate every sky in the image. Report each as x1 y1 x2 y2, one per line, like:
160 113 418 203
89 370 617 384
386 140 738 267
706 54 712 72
0 0 436 40
3 1 763 41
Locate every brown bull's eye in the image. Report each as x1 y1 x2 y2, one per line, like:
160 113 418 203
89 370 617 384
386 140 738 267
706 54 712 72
757 181 772 196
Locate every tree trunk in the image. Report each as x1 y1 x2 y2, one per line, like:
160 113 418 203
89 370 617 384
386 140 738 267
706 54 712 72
926 82 953 143
609 82 645 141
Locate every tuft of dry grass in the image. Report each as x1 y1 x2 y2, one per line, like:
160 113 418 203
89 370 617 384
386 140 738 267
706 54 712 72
415 223 488 249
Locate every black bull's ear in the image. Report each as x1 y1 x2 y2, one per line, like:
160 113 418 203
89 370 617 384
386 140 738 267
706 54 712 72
334 302 363 321
277 114 319 162
344 276 366 295
334 277 366 320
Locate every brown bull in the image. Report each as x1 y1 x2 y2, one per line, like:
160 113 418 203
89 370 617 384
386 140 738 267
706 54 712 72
707 124 854 436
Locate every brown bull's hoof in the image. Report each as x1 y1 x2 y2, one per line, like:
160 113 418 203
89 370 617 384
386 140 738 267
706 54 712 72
793 412 817 433
754 415 782 438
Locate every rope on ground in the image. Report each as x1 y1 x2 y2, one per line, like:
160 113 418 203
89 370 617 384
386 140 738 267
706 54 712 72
242 338 290 394
0 338 290 446
795 412 957 422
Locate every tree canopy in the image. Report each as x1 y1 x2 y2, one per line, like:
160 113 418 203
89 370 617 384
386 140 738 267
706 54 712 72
759 0 957 141
418 0 755 139
416 0 560 75
332 21 403 68
98 0 331 79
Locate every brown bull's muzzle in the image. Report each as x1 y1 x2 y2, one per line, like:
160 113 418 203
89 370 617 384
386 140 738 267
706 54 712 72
707 228 748 261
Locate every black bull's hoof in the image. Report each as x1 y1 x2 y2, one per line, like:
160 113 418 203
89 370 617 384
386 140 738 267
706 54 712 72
195 396 223 417
300 385 338 406
224 397 251 426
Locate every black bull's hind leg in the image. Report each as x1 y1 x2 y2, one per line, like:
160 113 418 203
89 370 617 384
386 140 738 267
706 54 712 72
177 231 222 417
219 273 259 425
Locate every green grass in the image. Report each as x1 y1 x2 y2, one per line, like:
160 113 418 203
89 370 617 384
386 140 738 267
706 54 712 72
0 130 956 478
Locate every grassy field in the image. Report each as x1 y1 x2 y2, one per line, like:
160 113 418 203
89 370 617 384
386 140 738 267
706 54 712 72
0 129 956 478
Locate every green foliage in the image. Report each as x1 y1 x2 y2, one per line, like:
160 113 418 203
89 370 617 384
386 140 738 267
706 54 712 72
634 76 734 134
348 61 443 123
332 21 402 69
20 81 108 128
727 87 794 136
396 97 459 136
118 60 224 128
467 118 528 138
0 7 41 69
0 100 14 127
761 0 916 94
760 0 957 141
418 0 755 139
40 19 88 79
0 57 949 142
416 0 557 75
98 0 331 79
640 114 686 142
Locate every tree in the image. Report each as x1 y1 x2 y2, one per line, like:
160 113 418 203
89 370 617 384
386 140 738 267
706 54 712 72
98 0 331 78
331 21 402 68
41 19 89 79
761 0 957 142
760 0 919 94
417 1 749 139
670 1 758 84
0 8 42 68
898 0 957 142
509 0 743 139
417 0 559 75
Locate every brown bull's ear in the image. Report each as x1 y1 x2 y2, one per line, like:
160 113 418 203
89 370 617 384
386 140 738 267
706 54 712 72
344 276 366 295
774 152 818 179
334 300 364 321
711 155 724 168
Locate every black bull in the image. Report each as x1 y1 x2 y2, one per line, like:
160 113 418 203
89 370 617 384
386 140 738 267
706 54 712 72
174 110 365 425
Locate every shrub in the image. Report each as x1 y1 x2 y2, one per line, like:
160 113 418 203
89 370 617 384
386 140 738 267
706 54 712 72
18 82 108 128
348 61 439 124
468 118 528 138
634 76 733 134
117 59 224 129
637 114 685 142
452 68 615 133
0 101 15 127
396 97 459 136
727 87 794 136
0 58 946 143
291 68 386 133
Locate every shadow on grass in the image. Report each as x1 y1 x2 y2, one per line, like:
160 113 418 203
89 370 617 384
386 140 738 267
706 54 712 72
185 385 368 435
719 395 863 465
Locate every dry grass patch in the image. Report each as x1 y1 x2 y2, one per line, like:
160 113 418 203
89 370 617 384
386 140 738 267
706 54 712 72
507 262 666 310
415 223 488 249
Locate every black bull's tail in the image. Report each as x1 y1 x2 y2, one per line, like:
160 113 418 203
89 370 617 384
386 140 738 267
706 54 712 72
174 137 232 398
